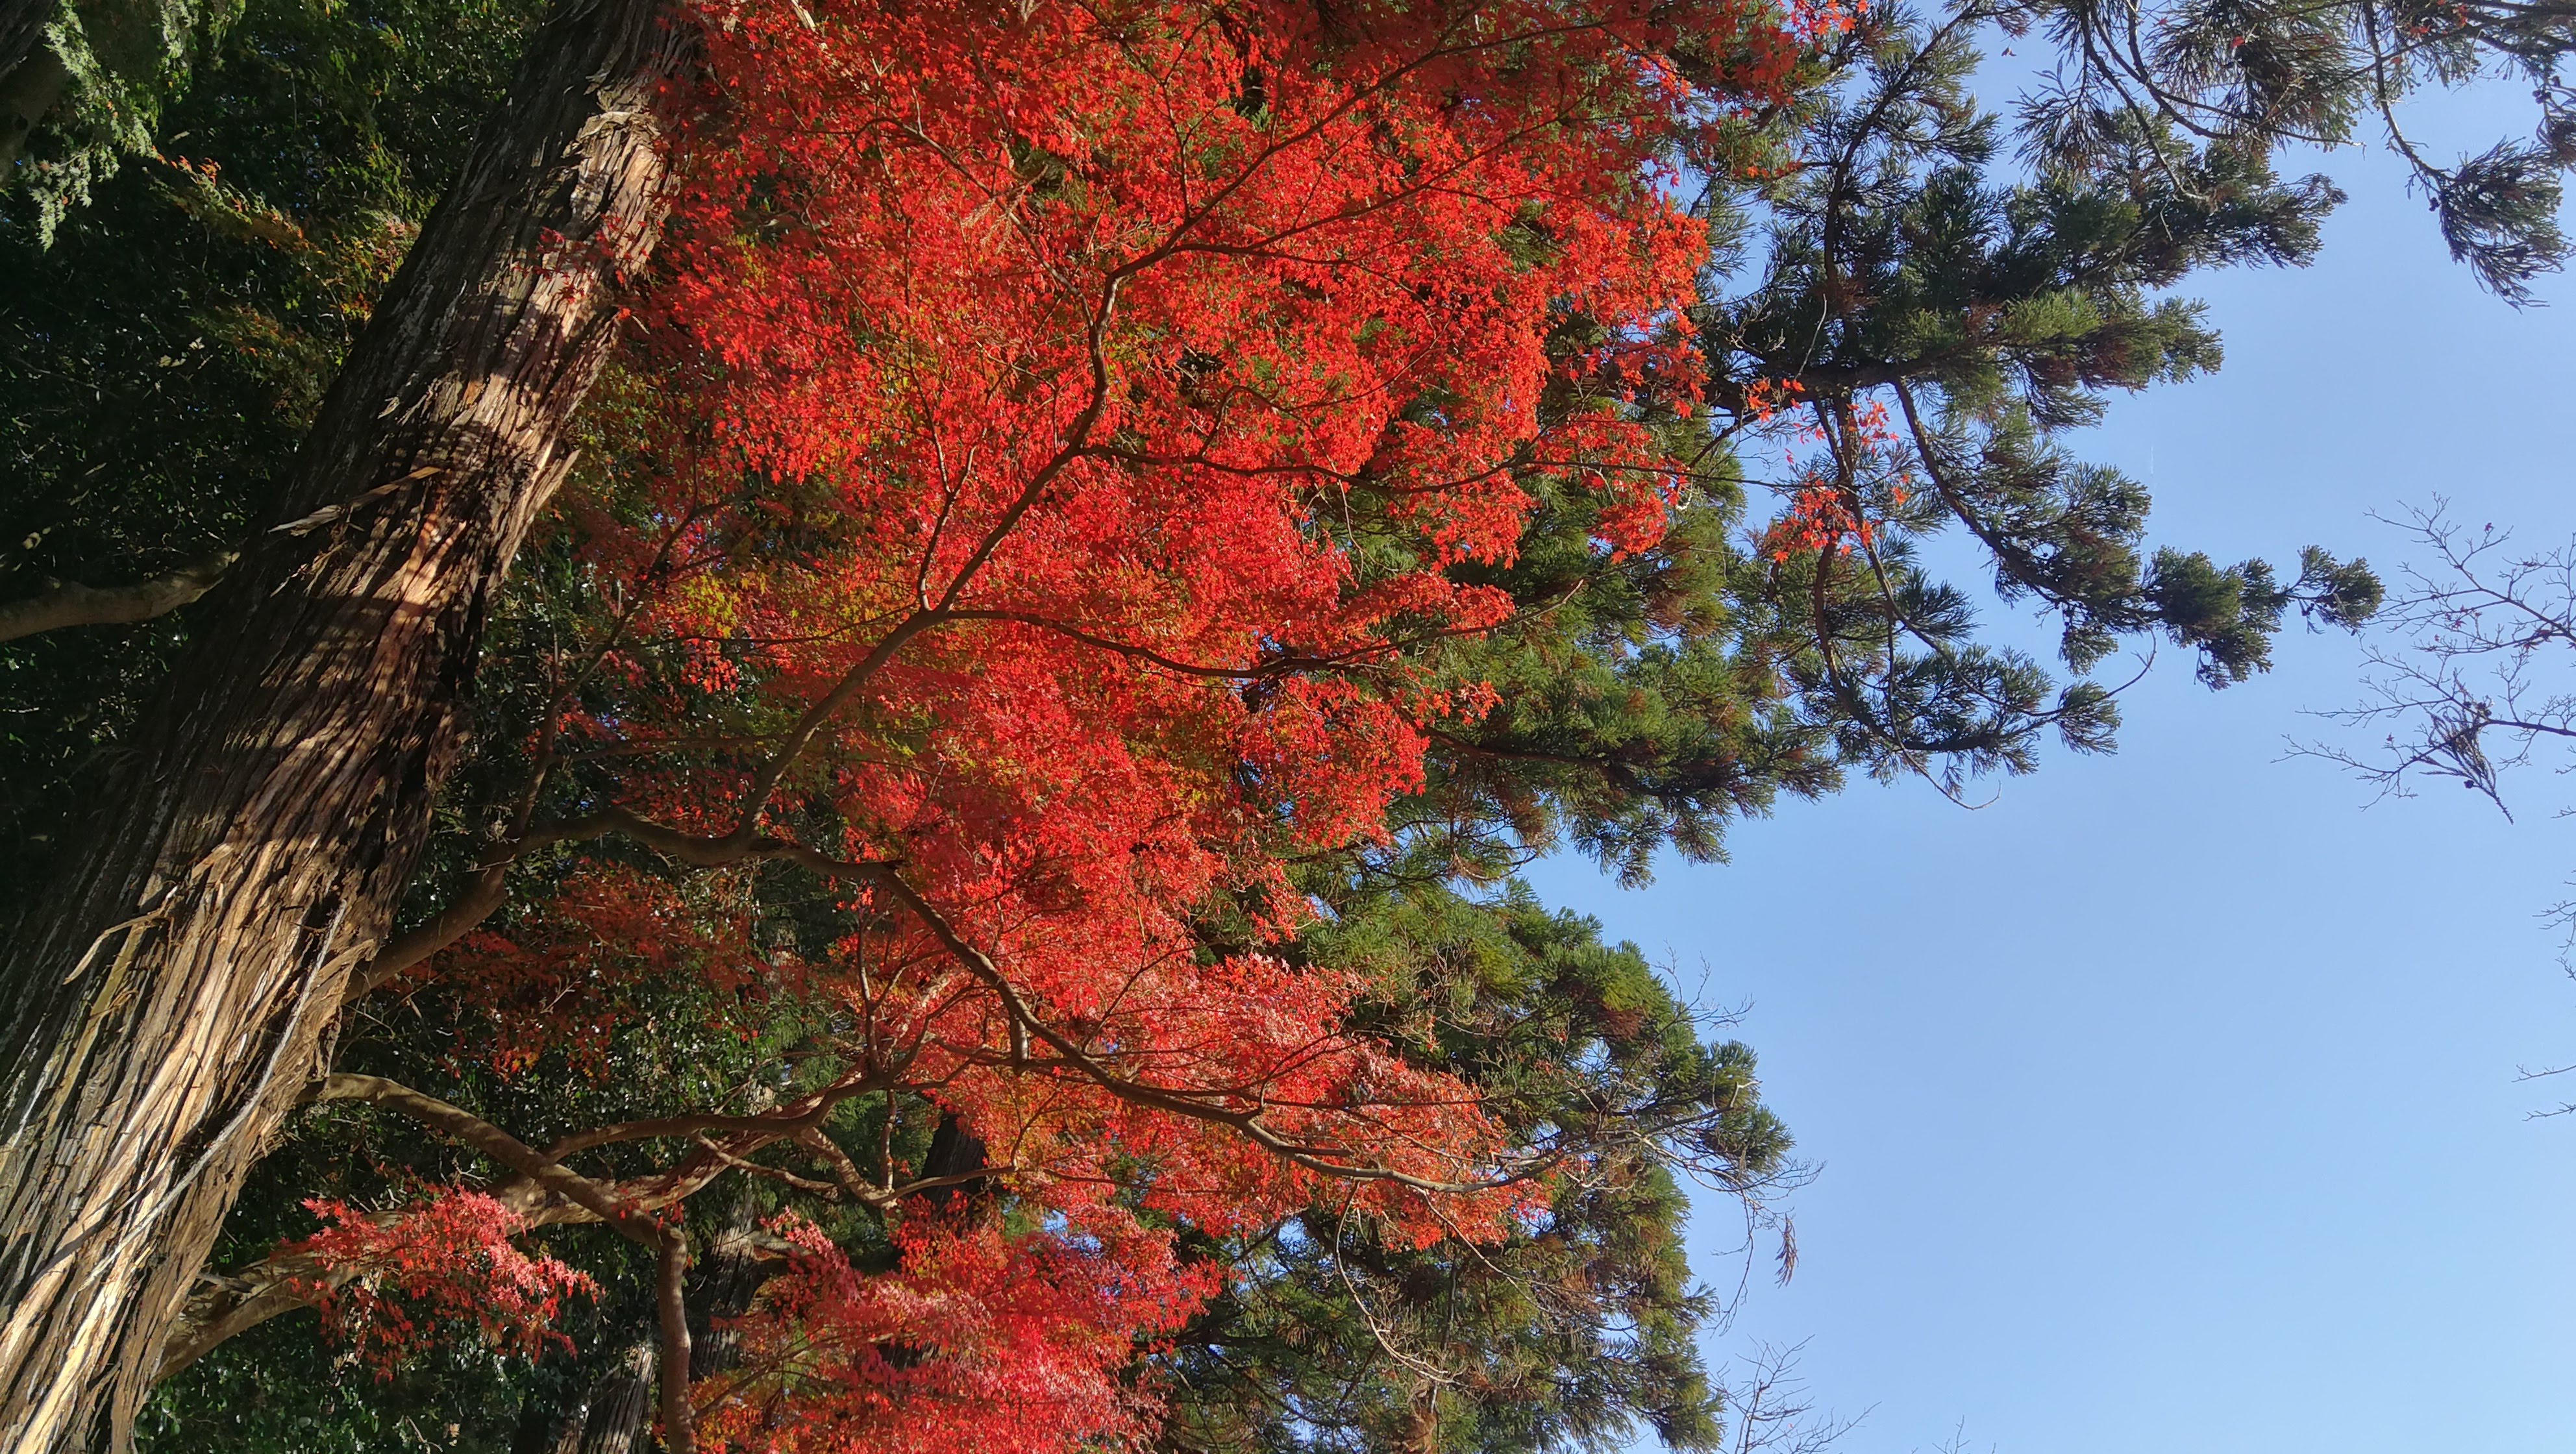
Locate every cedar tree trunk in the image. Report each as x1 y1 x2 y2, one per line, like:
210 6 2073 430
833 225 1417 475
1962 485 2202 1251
0 0 686 1443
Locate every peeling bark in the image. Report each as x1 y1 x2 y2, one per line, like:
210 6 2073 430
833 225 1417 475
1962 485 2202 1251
0 0 689 1444
555 1341 660 1454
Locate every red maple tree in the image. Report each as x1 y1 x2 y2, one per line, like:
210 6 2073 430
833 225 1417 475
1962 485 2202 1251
174 0 1816 1445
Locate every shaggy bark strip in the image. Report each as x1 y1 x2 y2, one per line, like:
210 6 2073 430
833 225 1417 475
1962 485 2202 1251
0 0 687 1444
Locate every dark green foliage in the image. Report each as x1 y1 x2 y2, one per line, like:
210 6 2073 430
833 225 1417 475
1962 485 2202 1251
6 0 243 239
1424 480 1841 885
141 1322 579 1454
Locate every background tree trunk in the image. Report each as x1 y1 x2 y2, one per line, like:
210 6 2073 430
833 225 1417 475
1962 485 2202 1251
524 1194 774 1454
554 1340 661 1454
0 0 64 167
0 0 686 1444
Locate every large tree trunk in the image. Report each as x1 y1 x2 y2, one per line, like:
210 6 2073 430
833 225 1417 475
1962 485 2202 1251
0 0 686 1443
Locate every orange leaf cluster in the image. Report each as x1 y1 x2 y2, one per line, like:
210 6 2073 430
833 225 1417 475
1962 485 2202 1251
700 1211 1219 1453
285 1193 600 1373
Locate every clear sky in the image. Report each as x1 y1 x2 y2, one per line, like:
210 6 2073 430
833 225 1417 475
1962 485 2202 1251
1542 81 2576 1454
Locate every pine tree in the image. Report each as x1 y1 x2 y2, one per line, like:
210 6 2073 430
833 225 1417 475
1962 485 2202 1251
1676 6 2379 795
2006 0 2576 300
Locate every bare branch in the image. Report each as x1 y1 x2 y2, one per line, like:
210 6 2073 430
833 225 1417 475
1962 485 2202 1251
0 552 235 643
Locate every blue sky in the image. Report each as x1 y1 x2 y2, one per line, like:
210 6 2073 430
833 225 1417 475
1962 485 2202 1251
1541 80 2576 1454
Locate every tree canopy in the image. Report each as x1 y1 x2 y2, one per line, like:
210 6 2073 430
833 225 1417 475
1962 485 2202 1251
2 0 2507 1445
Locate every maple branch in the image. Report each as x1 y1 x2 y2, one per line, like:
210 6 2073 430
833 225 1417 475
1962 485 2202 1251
341 798 814 1010
342 728 573 1009
795 1124 879 1199
861 864 1517 1196
166 1074 726 1378
693 1136 843 1196
720 607 952 850
941 609 1398 681
778 1126 997 1209
343 872 513 1007
561 732 788 760
949 596 1558 685
312 1075 665 1237
488 795 1530 1194
713 301 1122 846
161 1248 338 1377
538 1070 907 1164
657 1233 695 1454
1084 445 1362 484
319 1075 700 1447
0 552 236 643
